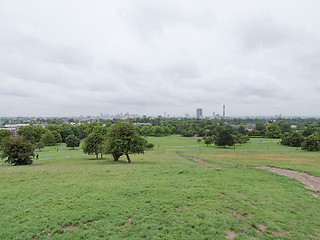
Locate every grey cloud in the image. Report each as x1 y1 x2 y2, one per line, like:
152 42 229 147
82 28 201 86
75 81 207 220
1 1 320 117
239 17 295 50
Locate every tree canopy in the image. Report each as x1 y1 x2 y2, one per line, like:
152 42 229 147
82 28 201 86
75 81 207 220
83 132 105 159
66 134 80 150
0 129 12 144
40 131 56 146
105 122 147 163
266 124 282 138
215 130 234 147
0 136 35 165
301 133 320 151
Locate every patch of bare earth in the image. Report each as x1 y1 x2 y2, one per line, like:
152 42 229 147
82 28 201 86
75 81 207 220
273 231 289 236
232 211 254 218
256 166 320 194
225 230 237 239
177 152 211 165
64 225 77 230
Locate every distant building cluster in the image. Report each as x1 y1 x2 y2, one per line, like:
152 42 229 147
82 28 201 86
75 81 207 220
0 124 29 138
193 105 226 119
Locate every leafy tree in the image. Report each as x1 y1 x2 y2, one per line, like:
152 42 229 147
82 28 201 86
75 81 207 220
234 134 250 145
18 125 46 143
204 136 214 146
58 124 73 142
0 129 12 144
51 130 62 143
92 125 108 136
215 130 234 148
105 122 147 163
165 125 176 134
301 133 320 151
140 126 152 136
248 130 261 136
40 131 56 146
181 130 195 137
238 125 246 135
151 126 164 136
0 136 35 165
35 142 45 151
45 124 59 132
66 134 80 150
255 122 265 132
83 132 105 159
281 132 304 147
266 124 281 138
302 127 316 137
277 120 292 134
146 142 154 150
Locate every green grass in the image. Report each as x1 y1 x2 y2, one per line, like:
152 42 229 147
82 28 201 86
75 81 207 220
147 135 296 152
1 135 320 239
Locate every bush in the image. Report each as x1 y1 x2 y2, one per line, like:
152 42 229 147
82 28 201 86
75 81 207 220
281 132 304 147
66 134 80 150
301 133 320 151
146 142 154 150
0 136 35 165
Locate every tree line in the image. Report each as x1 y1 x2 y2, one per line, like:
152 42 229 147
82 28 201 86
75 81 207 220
2 117 320 165
0 122 148 165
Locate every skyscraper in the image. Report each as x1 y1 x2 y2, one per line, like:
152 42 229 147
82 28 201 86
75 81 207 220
223 105 225 118
196 108 203 118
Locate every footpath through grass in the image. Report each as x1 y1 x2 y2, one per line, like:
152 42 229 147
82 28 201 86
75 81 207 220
0 136 320 239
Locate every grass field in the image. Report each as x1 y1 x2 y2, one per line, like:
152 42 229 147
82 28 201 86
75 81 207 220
0 135 319 239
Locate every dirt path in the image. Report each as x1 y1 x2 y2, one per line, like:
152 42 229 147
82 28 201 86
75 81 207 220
177 152 211 165
256 166 320 197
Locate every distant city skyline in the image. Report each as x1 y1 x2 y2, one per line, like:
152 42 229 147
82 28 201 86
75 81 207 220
1 1 320 117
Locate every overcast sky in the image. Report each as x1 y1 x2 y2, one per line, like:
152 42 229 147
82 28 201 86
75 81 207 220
1 1 320 117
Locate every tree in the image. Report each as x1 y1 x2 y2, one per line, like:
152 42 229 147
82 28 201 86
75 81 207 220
58 124 73 142
234 134 250 145
215 130 234 148
35 142 45 151
255 122 265 133
18 125 46 143
0 136 35 165
140 126 152 136
281 132 304 147
146 142 154 150
181 130 195 137
65 134 80 150
40 131 56 146
204 136 214 146
151 126 164 136
266 124 281 138
277 120 292 134
105 122 147 163
83 132 105 159
0 129 12 144
301 133 320 151
238 125 246 135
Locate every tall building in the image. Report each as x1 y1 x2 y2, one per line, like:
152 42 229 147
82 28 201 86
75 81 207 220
196 108 203 118
223 105 226 118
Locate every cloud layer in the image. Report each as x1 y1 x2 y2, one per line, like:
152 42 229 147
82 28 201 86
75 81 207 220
1 0 320 117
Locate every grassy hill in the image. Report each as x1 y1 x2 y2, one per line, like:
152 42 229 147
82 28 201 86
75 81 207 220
0 136 319 239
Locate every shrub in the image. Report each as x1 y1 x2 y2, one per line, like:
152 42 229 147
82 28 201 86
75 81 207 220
0 136 35 165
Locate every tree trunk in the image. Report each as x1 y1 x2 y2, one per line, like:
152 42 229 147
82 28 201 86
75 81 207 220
125 154 131 163
96 153 98 159
113 153 119 161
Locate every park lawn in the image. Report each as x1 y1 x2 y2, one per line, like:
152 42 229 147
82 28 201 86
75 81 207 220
0 135 320 239
147 135 297 152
